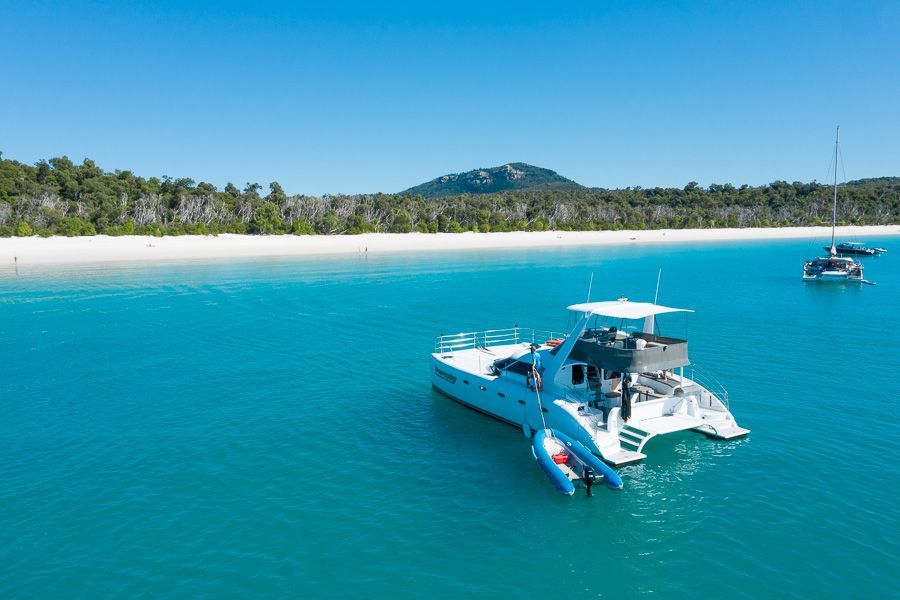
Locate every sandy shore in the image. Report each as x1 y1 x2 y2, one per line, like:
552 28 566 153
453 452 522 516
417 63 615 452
1 226 898 266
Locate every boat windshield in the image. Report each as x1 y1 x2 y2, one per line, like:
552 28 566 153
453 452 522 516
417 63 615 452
496 359 533 375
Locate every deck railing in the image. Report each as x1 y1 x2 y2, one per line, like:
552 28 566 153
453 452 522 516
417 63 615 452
434 327 566 353
686 363 730 410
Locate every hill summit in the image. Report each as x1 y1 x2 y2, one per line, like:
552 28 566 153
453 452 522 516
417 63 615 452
403 162 583 197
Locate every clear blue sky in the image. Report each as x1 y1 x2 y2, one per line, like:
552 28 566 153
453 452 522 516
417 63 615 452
2 1 898 195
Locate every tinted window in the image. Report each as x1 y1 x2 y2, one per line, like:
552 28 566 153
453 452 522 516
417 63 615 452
493 358 514 370
572 364 585 385
504 361 533 376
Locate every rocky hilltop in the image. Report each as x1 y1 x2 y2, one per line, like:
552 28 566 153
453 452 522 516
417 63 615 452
403 162 583 197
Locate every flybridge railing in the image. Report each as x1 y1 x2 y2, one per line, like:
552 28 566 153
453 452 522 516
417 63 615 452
434 327 566 353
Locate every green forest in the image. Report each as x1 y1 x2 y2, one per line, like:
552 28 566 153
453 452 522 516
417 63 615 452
0 154 897 237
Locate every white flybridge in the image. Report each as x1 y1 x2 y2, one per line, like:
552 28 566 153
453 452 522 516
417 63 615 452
431 298 749 466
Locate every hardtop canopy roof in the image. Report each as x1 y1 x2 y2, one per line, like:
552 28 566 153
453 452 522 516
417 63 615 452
567 298 693 320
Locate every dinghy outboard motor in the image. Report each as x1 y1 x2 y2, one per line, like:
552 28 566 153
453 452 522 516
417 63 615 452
583 466 595 497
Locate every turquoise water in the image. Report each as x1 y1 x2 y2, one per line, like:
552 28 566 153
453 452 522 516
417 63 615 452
2 237 899 597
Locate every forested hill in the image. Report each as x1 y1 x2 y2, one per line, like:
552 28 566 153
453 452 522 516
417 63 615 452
403 163 583 197
844 177 900 189
0 153 897 236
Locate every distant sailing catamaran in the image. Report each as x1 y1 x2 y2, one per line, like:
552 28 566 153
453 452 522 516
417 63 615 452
802 127 873 284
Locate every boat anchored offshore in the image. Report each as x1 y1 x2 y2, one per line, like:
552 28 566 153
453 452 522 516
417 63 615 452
431 298 749 467
803 127 871 283
803 254 865 282
826 241 887 256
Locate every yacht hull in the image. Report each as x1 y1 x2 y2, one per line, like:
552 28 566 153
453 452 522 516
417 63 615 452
825 245 885 256
802 274 863 282
431 357 534 431
431 384 522 429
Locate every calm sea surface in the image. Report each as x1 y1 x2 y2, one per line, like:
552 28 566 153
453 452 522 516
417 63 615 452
1 237 898 597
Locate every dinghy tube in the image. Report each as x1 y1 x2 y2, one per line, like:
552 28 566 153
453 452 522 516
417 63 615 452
531 428 624 495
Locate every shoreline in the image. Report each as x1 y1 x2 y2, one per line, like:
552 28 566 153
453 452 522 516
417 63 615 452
1 225 898 266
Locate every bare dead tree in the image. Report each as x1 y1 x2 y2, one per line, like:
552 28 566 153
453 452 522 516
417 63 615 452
132 193 165 226
175 194 229 225
235 199 255 223
14 193 66 227
117 194 128 223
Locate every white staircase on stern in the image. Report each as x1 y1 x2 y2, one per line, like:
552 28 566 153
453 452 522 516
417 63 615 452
618 424 655 454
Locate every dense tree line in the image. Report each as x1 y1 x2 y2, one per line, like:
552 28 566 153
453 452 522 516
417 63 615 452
0 154 897 237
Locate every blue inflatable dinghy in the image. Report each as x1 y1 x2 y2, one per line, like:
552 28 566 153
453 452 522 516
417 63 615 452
531 428 624 496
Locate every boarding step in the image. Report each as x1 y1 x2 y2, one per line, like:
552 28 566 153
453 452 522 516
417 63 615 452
693 422 751 440
618 425 654 452
602 448 646 467
638 414 704 435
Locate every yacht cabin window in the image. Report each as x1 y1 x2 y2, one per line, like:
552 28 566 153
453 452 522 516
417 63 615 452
572 364 585 385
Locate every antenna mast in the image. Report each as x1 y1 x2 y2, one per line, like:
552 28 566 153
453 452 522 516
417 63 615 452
830 126 839 255
644 269 663 335
653 268 662 304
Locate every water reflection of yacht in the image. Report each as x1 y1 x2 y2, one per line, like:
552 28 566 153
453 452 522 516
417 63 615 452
431 298 749 466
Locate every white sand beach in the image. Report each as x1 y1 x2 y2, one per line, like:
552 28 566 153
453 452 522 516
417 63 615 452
1 225 898 266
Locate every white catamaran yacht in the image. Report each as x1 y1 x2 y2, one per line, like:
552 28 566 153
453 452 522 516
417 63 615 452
431 298 749 466
803 127 867 283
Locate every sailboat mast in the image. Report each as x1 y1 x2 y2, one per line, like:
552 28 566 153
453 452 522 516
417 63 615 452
830 126 839 255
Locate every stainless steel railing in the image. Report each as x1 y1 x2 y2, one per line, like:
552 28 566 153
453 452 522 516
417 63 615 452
434 326 566 353
686 363 730 410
